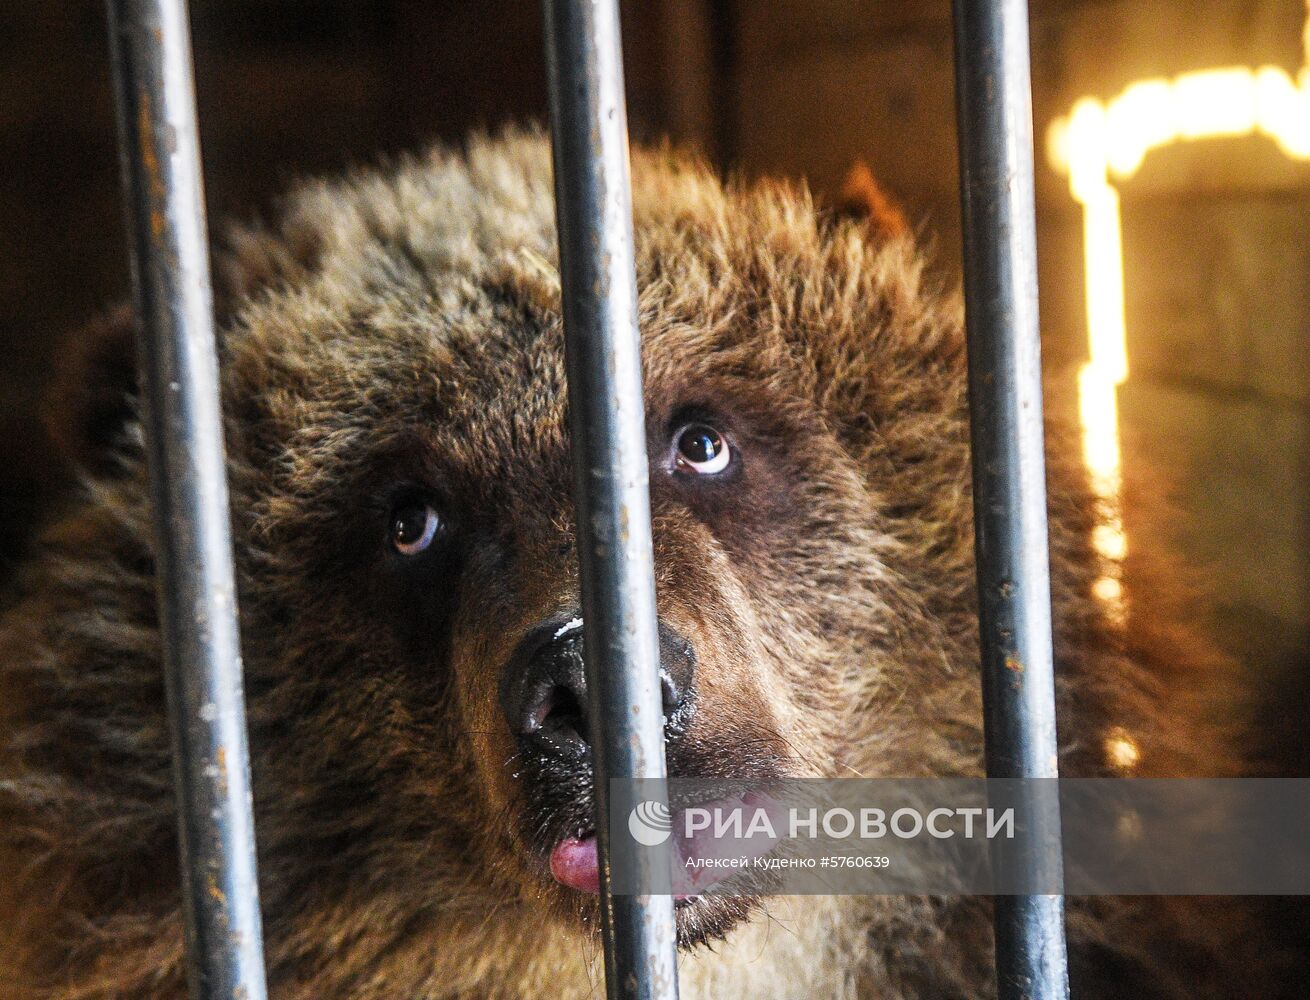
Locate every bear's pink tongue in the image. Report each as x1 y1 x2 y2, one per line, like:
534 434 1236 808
548 793 783 898
549 837 601 894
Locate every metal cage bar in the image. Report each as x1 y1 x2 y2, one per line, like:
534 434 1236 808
951 0 1071 998
542 1 681 998
104 2 269 999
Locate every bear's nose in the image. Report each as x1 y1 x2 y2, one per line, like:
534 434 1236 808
500 616 695 762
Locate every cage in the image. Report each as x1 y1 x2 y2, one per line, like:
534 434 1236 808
0 2 1307 999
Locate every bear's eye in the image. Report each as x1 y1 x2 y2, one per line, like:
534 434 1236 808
390 503 441 555
673 423 732 476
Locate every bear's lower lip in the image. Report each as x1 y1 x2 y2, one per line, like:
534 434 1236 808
547 793 783 898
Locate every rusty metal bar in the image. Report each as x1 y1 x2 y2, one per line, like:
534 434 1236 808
104 2 269 998
541 0 681 998
950 0 1071 997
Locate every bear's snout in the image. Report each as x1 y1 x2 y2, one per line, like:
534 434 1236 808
499 615 696 765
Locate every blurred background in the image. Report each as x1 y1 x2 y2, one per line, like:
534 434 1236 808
1 0 1307 684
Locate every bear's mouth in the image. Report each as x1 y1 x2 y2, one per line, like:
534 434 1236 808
507 738 792 944
548 834 709 911
545 789 786 902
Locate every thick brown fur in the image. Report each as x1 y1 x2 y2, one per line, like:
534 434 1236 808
0 129 1272 998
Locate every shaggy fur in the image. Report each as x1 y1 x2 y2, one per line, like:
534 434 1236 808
0 130 1272 997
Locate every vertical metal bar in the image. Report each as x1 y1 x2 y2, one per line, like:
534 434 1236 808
950 1 1071 998
542 1 680 998
104 3 269 999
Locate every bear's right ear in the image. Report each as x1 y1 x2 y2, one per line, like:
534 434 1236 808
43 304 140 476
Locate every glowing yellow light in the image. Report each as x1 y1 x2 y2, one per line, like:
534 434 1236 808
1092 575 1123 603
1048 4 1310 607
1081 191 1127 384
1105 729 1141 771
1104 79 1173 177
1091 525 1127 562
1077 364 1124 518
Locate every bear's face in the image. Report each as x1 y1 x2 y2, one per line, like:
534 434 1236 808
190 138 938 947
219 253 897 942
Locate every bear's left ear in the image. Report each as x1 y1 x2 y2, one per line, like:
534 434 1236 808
833 162 909 239
43 304 140 476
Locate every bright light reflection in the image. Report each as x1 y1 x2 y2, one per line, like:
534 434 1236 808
1047 4 1310 610
1105 729 1141 772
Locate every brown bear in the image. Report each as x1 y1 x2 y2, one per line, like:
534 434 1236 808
0 130 1273 998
